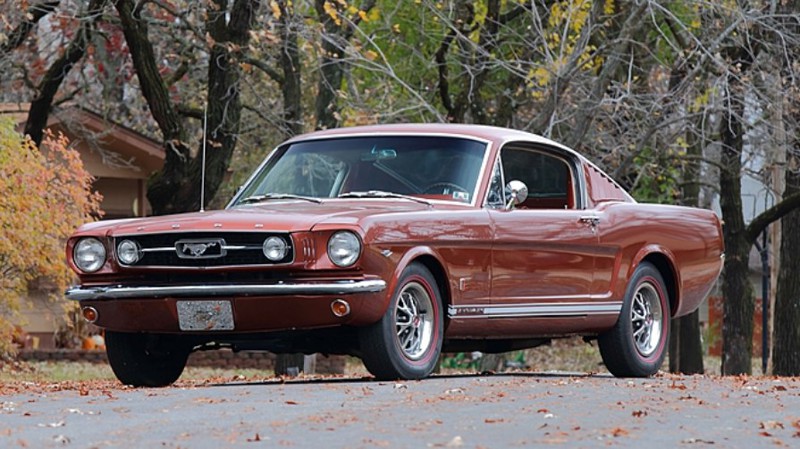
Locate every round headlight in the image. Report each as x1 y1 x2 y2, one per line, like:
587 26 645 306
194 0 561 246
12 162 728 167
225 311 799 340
327 231 361 267
73 238 106 273
263 236 289 261
117 239 142 265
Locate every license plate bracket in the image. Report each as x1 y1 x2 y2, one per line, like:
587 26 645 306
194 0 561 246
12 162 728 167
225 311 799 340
177 300 234 331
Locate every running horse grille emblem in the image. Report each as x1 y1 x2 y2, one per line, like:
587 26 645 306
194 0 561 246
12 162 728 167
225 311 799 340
175 239 227 259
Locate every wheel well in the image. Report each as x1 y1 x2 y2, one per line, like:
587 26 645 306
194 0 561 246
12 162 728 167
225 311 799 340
412 255 451 311
642 253 678 316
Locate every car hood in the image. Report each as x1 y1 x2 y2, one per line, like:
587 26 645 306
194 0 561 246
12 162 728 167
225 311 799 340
74 200 465 236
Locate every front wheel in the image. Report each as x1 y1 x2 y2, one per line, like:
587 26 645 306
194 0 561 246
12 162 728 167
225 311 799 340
598 262 670 377
105 331 190 387
360 263 443 380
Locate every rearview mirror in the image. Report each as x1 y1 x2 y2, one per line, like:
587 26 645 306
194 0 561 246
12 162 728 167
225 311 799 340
361 146 397 161
505 180 528 210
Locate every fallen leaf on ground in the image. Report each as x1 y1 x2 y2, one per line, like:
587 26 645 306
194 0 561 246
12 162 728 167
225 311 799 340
760 421 784 430
609 427 629 437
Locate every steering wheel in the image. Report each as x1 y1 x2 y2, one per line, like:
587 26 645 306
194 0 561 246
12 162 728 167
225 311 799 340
422 182 469 196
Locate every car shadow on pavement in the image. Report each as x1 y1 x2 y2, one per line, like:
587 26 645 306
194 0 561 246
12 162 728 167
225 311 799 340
206 370 612 388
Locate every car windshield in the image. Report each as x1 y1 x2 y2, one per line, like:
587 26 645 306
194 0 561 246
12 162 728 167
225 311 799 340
233 136 488 205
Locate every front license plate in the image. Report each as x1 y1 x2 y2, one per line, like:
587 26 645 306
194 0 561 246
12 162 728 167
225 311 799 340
177 300 234 331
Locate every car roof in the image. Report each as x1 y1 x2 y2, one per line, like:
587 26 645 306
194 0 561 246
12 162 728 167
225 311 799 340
283 123 584 160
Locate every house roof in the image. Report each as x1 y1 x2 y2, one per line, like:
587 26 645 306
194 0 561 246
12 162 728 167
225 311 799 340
0 103 164 179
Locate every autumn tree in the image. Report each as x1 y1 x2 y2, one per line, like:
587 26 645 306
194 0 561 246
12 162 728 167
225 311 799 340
709 0 800 375
0 117 102 356
6 0 800 376
771 0 800 376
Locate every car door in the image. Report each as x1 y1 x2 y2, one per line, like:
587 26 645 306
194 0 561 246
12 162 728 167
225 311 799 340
486 146 600 323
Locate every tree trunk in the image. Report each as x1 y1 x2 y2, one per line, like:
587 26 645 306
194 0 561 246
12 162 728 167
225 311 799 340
770 0 800 377
669 109 705 374
434 1 473 123
114 0 190 214
278 1 303 136
274 353 306 376
312 0 375 130
274 1 308 374
719 67 755 375
478 353 504 373
772 158 800 375
195 0 255 211
669 310 704 374
24 0 106 146
116 0 256 215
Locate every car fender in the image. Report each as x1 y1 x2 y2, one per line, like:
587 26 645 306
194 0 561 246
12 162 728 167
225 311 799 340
626 244 681 313
384 246 449 309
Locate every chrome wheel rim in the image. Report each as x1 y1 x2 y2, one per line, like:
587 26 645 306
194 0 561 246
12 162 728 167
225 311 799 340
395 281 434 360
631 281 663 357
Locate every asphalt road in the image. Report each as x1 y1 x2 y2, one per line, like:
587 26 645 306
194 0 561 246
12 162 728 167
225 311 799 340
1 372 798 448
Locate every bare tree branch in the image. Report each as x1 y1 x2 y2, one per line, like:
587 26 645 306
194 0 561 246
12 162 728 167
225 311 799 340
24 0 107 145
0 1 61 57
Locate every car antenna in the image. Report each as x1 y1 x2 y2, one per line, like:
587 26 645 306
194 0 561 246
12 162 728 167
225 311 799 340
200 103 208 213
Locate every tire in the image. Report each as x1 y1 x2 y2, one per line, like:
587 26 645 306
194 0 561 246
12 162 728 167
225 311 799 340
360 263 444 380
598 261 670 377
105 331 190 387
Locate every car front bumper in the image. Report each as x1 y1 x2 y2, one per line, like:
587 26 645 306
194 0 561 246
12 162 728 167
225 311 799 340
65 279 387 301
67 279 388 333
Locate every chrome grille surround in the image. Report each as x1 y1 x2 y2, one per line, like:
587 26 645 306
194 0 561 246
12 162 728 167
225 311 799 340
114 232 294 267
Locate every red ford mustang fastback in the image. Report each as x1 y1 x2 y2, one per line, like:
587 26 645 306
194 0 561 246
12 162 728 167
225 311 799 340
66 124 724 386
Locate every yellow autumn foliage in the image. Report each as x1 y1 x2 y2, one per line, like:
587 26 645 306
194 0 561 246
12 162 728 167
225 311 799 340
528 0 607 92
0 117 102 356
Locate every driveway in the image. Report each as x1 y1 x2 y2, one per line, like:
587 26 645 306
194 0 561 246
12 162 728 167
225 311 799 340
1 372 798 448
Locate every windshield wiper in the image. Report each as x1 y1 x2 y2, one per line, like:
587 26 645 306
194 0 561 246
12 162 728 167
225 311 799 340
239 193 323 204
338 190 431 206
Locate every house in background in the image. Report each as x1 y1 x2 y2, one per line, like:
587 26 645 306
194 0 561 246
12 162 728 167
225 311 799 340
1 103 164 348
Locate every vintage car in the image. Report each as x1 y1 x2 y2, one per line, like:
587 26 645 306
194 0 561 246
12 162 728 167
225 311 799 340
66 124 724 387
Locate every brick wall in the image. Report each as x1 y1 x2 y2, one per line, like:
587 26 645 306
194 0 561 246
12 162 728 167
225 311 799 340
17 350 346 375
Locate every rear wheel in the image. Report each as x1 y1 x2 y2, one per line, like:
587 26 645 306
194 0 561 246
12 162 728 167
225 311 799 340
360 263 443 380
105 331 190 387
598 262 670 377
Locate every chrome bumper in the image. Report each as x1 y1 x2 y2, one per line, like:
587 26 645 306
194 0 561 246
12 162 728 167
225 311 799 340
66 279 387 301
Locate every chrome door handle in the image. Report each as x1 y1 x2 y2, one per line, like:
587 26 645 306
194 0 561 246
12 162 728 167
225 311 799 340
580 216 600 226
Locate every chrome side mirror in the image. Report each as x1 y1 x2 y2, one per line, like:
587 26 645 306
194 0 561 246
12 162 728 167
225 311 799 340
505 180 528 210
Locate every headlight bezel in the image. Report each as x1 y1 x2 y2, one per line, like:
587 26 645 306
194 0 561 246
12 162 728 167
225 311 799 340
73 237 107 273
116 239 142 265
262 235 289 262
327 231 362 268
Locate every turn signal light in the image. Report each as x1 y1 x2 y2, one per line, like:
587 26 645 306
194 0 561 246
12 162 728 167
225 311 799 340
82 306 98 323
331 299 351 317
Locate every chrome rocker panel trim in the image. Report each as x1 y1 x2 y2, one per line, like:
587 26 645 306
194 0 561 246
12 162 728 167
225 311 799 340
66 279 387 301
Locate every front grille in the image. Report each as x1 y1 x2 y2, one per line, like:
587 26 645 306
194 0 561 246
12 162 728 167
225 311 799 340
114 232 293 267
